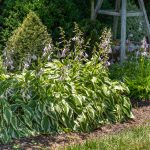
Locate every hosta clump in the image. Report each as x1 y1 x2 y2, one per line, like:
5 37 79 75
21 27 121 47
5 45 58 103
0 54 133 143
3 11 52 71
0 26 133 143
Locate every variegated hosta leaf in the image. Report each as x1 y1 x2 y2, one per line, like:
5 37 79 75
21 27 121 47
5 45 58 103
0 57 132 143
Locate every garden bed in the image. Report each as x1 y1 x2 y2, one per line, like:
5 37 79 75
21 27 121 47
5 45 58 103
0 101 149 150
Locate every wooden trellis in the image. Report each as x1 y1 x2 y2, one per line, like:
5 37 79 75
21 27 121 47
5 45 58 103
91 0 150 63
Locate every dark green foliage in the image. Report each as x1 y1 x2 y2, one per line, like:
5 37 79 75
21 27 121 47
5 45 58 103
4 11 52 70
0 0 109 53
144 0 150 20
109 58 150 100
79 19 108 55
0 0 89 51
126 1 146 42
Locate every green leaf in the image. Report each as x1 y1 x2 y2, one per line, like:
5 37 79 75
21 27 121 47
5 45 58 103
41 116 50 132
11 117 18 130
3 107 12 124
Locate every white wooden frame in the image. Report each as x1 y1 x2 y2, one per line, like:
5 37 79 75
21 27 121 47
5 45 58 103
91 0 150 63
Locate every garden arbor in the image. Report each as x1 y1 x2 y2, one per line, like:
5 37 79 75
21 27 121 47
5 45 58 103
91 0 150 63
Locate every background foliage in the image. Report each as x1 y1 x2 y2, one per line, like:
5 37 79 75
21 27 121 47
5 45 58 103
1 0 150 52
0 0 90 51
109 58 150 100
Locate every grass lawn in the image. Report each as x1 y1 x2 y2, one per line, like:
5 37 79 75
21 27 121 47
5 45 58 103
65 125 150 150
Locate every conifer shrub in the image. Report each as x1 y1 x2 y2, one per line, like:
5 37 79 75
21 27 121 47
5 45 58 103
4 11 52 71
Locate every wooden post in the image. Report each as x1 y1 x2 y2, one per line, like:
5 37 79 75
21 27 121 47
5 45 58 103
120 0 127 63
138 0 150 42
91 0 103 20
113 0 121 39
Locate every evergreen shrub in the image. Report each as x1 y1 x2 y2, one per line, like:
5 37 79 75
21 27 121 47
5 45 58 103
4 11 52 71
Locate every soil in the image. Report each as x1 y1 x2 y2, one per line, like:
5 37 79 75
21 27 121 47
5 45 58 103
0 101 150 150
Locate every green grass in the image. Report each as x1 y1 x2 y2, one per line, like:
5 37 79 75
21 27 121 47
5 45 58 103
64 125 150 150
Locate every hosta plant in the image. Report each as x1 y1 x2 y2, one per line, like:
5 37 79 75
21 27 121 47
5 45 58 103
0 50 133 143
0 26 133 143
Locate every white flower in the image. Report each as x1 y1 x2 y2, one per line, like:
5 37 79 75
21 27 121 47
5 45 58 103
136 51 140 59
24 62 29 69
72 37 79 41
43 43 53 56
61 48 68 57
36 68 44 76
105 61 111 66
48 55 51 61
8 60 13 65
141 37 149 50
48 44 52 50
84 52 88 58
43 47 47 52
108 48 112 53
98 57 102 61
32 55 37 60
141 52 147 56
10 65 15 70
26 94 31 100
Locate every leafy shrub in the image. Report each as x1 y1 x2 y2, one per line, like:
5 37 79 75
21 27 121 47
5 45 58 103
109 57 150 100
0 56 5 74
0 27 133 143
4 11 52 71
0 56 133 143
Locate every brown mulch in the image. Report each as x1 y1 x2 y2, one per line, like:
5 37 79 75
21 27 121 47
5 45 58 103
0 101 150 150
